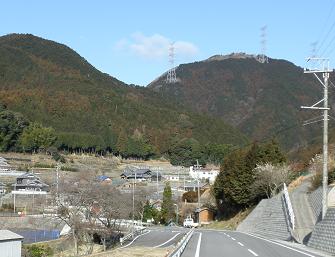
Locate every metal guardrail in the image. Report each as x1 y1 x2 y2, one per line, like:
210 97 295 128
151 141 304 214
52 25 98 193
119 227 146 246
168 228 194 257
283 183 295 230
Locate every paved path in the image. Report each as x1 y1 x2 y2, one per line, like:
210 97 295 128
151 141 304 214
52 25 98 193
290 179 316 243
181 230 326 257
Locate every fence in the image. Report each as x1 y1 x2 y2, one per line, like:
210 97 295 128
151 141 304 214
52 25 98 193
168 228 194 257
283 183 295 230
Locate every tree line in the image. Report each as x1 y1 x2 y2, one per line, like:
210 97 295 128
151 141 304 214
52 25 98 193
0 105 234 165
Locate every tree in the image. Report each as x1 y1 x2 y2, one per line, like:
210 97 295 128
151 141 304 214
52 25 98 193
213 149 251 212
213 140 287 215
161 182 174 224
251 163 292 198
0 109 29 151
116 130 127 156
168 137 206 166
19 122 56 152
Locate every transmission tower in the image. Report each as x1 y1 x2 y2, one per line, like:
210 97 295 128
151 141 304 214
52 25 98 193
166 42 178 83
258 26 268 63
301 57 332 219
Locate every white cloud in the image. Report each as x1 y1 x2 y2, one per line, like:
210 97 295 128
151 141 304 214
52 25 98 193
115 32 199 60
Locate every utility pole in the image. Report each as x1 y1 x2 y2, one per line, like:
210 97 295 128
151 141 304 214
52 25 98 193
302 57 332 219
132 171 137 237
56 163 60 203
195 160 201 209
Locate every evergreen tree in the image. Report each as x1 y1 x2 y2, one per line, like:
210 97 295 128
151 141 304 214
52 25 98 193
116 130 127 155
19 122 56 152
161 182 174 224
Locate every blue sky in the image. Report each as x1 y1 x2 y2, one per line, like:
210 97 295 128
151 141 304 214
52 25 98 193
1 0 334 85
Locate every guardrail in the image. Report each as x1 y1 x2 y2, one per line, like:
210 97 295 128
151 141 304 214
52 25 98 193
283 183 295 230
167 228 194 257
120 227 146 246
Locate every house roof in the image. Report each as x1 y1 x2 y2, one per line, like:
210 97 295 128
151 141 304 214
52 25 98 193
0 230 23 241
121 167 152 178
16 172 40 180
97 175 110 181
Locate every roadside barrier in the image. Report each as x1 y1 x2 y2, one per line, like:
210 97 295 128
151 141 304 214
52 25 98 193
167 228 194 257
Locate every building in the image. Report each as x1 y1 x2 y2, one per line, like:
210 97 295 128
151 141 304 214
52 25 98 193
189 166 219 184
198 207 216 224
0 182 6 194
182 181 209 192
0 230 23 257
165 174 180 182
121 166 161 182
97 175 112 184
12 172 49 194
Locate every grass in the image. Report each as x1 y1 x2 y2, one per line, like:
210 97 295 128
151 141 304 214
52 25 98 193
88 247 170 257
202 207 254 230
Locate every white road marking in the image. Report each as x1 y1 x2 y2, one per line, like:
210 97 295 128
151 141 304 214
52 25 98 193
248 249 259 256
153 233 180 248
243 232 316 257
238 242 244 246
231 237 236 241
195 232 202 257
119 230 151 249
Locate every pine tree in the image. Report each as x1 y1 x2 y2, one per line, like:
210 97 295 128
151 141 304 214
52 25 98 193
160 182 174 224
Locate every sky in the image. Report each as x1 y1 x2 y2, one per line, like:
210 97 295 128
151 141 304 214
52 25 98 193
1 0 335 86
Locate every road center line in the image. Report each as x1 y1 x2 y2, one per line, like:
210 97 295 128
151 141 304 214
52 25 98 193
238 242 244 246
153 233 180 248
242 232 316 257
248 249 259 256
195 232 202 257
231 237 236 240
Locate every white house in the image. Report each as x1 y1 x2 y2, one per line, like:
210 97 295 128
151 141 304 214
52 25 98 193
189 166 219 184
0 230 23 257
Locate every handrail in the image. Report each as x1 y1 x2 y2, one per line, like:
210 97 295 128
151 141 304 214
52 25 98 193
167 228 194 257
283 183 295 230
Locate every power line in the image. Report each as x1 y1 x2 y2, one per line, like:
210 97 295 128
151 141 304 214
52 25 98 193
315 2 335 55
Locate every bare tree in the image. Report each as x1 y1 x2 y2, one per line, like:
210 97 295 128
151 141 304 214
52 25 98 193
252 163 292 198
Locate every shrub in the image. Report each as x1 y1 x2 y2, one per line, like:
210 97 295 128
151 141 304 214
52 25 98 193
24 244 53 257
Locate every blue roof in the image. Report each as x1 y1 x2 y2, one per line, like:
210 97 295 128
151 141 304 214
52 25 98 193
97 175 109 181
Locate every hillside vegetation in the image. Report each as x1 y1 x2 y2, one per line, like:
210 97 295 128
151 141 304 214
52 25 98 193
149 54 331 150
0 34 247 161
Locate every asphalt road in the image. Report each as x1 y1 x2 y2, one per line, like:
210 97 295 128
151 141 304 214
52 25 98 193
121 227 187 249
181 230 326 257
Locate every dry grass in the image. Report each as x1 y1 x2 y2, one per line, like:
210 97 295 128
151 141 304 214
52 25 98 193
203 207 254 230
88 247 169 257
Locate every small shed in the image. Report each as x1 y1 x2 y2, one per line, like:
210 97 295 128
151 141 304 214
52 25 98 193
0 230 23 257
198 207 215 224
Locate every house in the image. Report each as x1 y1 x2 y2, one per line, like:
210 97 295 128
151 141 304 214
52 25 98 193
0 182 6 194
97 175 112 183
165 174 181 182
12 173 49 194
0 230 23 257
182 181 209 192
189 166 219 184
121 166 161 182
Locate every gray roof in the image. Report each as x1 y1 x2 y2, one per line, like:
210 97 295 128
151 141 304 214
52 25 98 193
0 230 23 241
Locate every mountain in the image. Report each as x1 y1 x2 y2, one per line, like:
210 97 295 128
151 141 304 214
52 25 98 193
0 34 248 155
148 53 331 150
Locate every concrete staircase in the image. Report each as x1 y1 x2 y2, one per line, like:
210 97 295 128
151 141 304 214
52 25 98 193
307 208 335 254
289 180 316 243
237 193 291 241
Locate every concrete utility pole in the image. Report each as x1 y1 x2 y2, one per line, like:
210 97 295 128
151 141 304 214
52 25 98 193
132 171 137 237
195 160 201 209
302 57 332 219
